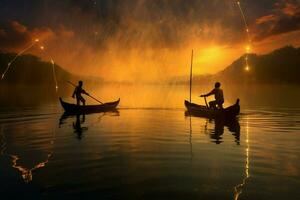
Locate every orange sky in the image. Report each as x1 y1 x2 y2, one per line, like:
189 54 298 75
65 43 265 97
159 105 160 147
1 0 300 82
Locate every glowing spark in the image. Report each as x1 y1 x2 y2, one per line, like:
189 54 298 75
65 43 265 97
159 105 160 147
35 38 39 42
237 1 253 73
40 46 45 50
237 1 250 39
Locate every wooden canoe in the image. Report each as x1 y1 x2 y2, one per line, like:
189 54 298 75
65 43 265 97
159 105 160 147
185 99 240 119
59 98 120 114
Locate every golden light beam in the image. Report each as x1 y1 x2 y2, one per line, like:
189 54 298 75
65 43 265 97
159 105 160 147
237 1 252 72
51 59 59 91
39 45 59 92
237 1 251 43
233 119 250 200
1 39 40 80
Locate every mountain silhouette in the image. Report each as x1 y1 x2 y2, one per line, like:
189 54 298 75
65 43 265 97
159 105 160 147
192 46 300 85
0 52 74 85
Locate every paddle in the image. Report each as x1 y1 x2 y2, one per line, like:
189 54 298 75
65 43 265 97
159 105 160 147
67 81 103 104
204 96 209 109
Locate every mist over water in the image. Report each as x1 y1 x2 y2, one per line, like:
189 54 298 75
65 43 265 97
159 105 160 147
1 83 299 109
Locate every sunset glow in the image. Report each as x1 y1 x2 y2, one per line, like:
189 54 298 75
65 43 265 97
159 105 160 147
0 1 299 82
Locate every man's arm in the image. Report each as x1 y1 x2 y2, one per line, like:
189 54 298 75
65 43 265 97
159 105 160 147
82 89 89 96
200 89 215 97
72 88 76 98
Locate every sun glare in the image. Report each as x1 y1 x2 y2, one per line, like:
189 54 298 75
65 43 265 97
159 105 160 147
193 46 227 74
245 45 251 53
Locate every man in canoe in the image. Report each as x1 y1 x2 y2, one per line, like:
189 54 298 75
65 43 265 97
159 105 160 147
200 82 224 109
72 81 89 106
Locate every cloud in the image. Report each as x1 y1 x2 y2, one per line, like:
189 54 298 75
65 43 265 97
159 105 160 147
253 1 300 41
0 21 55 51
282 2 300 16
256 14 278 24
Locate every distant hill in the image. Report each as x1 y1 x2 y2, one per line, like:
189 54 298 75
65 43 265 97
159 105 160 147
217 46 300 84
0 52 102 87
171 46 300 85
0 52 105 106
1 46 300 87
0 52 71 86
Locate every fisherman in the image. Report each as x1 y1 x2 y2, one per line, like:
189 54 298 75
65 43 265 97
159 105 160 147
200 82 224 109
72 80 89 106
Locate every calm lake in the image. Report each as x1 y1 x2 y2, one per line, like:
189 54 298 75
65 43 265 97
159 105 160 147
0 84 299 199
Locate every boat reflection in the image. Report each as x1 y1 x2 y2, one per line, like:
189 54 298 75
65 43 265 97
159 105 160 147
185 111 240 145
59 111 120 140
185 111 249 199
72 114 88 140
207 118 240 145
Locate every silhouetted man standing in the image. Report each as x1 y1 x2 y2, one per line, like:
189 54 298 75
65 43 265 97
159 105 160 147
72 80 89 106
200 82 224 109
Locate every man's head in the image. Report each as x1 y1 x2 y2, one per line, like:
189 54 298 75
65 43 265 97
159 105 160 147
215 82 221 88
79 80 83 87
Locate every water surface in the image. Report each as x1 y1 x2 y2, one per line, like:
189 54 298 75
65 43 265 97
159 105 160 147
0 85 299 199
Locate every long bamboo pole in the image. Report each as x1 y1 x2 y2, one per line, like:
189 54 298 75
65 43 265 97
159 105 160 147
189 50 194 102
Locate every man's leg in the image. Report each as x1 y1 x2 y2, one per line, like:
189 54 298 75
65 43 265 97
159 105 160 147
218 102 224 109
80 96 86 106
209 101 217 109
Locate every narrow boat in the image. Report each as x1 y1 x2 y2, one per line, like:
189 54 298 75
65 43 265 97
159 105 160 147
59 98 120 114
184 50 240 119
185 99 240 118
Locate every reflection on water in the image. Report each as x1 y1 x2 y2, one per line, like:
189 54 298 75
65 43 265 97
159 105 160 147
0 116 56 183
0 102 300 199
10 153 52 183
205 118 240 145
60 114 88 140
233 118 250 200
186 111 241 145
59 111 120 140
72 114 87 140
186 113 247 199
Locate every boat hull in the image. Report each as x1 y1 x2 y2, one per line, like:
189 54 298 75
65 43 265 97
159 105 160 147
185 99 240 119
59 98 120 114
